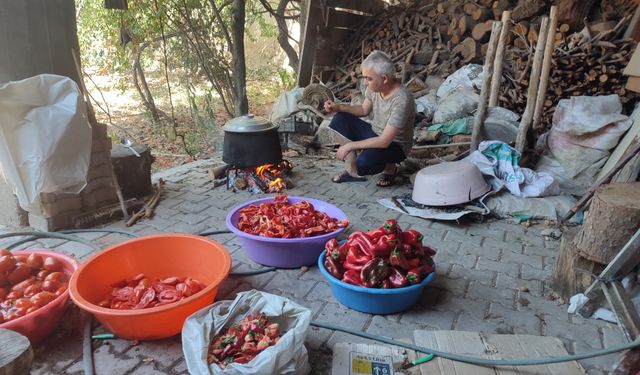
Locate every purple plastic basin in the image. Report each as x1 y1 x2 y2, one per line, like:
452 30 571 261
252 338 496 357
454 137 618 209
226 196 348 268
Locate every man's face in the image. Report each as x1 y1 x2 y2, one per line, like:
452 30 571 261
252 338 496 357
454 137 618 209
362 66 385 92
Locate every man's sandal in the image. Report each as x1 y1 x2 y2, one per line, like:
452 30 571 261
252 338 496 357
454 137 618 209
332 170 367 183
376 173 395 187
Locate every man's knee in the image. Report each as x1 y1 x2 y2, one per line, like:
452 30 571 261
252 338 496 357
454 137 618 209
328 112 355 130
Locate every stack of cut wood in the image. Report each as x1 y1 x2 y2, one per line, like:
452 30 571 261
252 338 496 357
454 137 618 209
323 0 638 133
502 15 638 130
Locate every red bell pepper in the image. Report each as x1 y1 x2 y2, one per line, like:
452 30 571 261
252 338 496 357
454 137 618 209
360 257 391 288
402 229 424 246
382 219 399 234
324 256 344 280
400 243 415 258
326 238 348 261
407 257 421 269
388 267 408 288
366 227 386 243
423 246 437 256
348 232 376 258
346 246 371 264
381 279 392 289
342 269 364 286
406 264 434 284
370 233 398 258
389 248 411 271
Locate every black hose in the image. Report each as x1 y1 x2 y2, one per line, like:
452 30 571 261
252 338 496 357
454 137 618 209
4 228 138 250
0 231 101 251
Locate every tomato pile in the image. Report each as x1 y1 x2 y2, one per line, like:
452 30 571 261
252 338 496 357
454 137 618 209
0 250 68 323
236 195 349 238
207 313 281 368
323 219 436 288
98 274 206 310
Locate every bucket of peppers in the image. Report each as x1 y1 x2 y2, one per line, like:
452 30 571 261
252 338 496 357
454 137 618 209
318 219 436 314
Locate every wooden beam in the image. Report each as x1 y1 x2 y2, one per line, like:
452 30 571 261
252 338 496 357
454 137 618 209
296 0 320 87
488 11 510 107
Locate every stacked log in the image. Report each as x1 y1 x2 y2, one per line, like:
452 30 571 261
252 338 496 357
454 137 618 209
322 0 638 134
502 15 638 130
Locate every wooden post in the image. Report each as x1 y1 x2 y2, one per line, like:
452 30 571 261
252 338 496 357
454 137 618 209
488 11 510 107
470 21 503 151
532 6 558 130
515 17 549 154
296 0 319 87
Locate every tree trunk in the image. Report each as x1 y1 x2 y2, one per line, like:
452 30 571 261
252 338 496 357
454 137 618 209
551 227 605 299
573 182 640 264
231 0 249 116
276 0 299 71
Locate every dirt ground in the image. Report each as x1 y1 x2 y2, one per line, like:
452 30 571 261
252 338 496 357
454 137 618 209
86 71 279 173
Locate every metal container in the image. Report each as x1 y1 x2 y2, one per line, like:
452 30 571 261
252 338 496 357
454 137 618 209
222 114 282 168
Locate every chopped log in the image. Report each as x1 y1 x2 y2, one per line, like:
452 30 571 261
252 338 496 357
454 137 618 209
0 329 32 375
559 23 570 33
463 3 479 16
512 0 546 22
458 15 474 35
472 21 493 42
556 0 597 31
472 6 490 22
573 182 640 265
451 37 478 63
551 227 606 300
492 0 509 20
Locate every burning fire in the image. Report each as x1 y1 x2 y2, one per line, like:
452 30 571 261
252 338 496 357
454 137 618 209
226 160 293 194
255 161 292 193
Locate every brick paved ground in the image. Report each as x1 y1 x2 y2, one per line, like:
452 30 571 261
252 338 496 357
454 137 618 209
0 154 625 374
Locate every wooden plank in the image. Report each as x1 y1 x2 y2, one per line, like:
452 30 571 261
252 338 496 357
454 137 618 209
325 0 385 15
327 8 370 28
596 105 640 181
296 0 320 87
414 331 585 374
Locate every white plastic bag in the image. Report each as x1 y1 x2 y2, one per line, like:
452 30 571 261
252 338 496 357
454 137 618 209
436 64 483 100
182 290 311 375
0 74 91 214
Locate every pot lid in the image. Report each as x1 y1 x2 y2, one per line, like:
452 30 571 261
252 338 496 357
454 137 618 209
223 114 278 133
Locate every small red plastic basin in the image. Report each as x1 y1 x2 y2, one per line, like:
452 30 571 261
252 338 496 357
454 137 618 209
0 250 80 344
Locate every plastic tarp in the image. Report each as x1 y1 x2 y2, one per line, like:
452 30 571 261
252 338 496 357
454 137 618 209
182 290 311 375
427 117 470 144
0 74 91 214
535 95 633 196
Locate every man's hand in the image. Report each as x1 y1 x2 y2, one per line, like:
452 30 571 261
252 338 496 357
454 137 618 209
324 100 339 114
336 143 355 161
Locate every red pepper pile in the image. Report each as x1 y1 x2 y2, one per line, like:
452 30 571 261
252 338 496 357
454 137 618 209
0 250 68 323
98 274 206 310
323 220 436 288
207 313 281 368
236 195 349 238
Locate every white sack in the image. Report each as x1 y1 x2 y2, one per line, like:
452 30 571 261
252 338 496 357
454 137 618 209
0 74 91 214
182 290 311 375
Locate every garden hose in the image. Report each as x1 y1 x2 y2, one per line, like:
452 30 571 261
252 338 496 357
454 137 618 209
82 312 95 375
4 228 138 250
310 321 640 366
0 231 101 251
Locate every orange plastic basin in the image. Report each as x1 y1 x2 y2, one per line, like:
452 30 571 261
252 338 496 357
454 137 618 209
69 234 231 341
0 250 80 344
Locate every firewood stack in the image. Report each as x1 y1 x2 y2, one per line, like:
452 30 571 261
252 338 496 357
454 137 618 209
323 0 639 133
503 14 638 130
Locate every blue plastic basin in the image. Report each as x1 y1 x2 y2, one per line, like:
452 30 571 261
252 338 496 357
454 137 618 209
318 251 436 314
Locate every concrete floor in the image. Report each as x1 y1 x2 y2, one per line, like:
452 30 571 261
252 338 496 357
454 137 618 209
0 153 626 374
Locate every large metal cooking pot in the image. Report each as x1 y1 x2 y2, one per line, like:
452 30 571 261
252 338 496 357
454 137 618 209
222 114 282 168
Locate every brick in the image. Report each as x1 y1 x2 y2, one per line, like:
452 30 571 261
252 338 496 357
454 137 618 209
524 245 559 257
467 281 516 308
500 249 544 269
521 264 553 280
459 243 500 261
126 337 184 370
449 264 494 286
366 315 416 340
487 302 542 334
481 236 523 252
400 307 456 330
495 273 544 297
429 276 468 297
92 122 108 140
263 272 317 300
305 280 339 305
476 257 520 277
466 224 506 241
28 212 71 231
506 230 546 247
